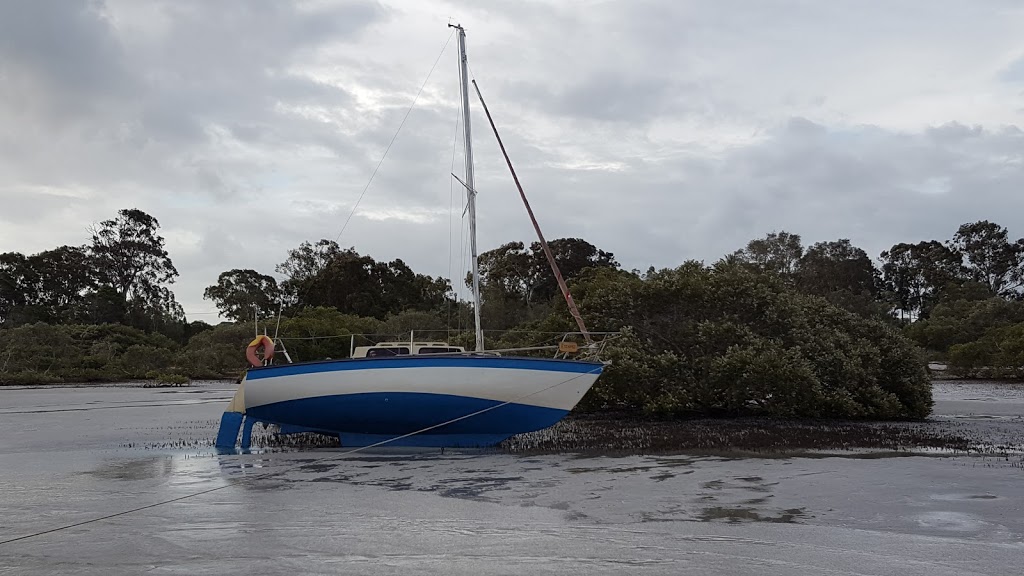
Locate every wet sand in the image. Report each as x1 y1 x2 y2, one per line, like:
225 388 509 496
1 381 1022 574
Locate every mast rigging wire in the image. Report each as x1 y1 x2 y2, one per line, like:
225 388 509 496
447 101 462 341
278 29 455 318
332 29 455 245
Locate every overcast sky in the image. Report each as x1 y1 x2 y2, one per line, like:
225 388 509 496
2 0 1023 320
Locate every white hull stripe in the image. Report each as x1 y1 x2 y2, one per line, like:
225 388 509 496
245 355 604 380
244 364 602 412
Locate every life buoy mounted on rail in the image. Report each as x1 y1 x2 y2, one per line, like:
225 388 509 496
246 335 275 367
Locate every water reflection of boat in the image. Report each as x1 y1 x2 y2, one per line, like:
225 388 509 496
215 25 605 450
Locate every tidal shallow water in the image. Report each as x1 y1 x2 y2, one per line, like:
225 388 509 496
1 381 1022 575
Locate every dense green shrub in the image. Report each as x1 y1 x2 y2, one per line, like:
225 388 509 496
572 262 932 419
273 307 380 362
906 298 1024 354
0 322 179 384
947 322 1024 379
175 322 253 379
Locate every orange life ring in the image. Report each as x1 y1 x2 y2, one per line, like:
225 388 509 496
246 335 275 367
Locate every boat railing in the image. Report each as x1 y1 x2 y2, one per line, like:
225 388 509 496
266 329 622 364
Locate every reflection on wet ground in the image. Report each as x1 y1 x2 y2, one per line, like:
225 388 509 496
0 380 1022 575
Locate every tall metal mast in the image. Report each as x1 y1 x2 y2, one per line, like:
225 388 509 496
450 23 483 352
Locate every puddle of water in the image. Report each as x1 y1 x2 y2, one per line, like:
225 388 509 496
698 506 807 524
83 456 176 481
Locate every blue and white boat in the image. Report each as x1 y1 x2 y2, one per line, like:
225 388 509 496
215 25 605 450
221 351 603 449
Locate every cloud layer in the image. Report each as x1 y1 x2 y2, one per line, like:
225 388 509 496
2 0 1023 319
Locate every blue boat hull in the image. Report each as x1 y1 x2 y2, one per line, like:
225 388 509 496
246 391 569 447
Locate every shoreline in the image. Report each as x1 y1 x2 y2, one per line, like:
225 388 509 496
0 377 238 388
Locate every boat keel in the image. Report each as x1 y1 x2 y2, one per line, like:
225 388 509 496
214 411 244 450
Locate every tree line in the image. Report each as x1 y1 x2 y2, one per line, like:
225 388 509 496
725 221 1024 378
0 209 208 340
726 221 1024 322
203 239 455 323
4 207 1022 416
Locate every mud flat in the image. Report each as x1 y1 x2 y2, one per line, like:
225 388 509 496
2 379 1023 575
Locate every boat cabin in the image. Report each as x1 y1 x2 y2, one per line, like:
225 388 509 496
352 342 466 358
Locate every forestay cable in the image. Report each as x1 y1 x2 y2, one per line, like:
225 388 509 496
279 30 455 321
332 29 455 245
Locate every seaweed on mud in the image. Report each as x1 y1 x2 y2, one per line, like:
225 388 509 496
498 415 993 456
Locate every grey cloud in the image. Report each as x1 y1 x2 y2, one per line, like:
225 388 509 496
0 0 386 209
2 0 1023 318
464 117 1024 278
514 73 695 123
0 0 132 116
3 1 383 144
674 120 1024 263
1000 54 1024 83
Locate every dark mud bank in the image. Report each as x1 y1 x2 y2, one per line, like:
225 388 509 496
255 413 1022 457
498 413 1023 457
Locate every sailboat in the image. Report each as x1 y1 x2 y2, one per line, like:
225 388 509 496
214 25 605 450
